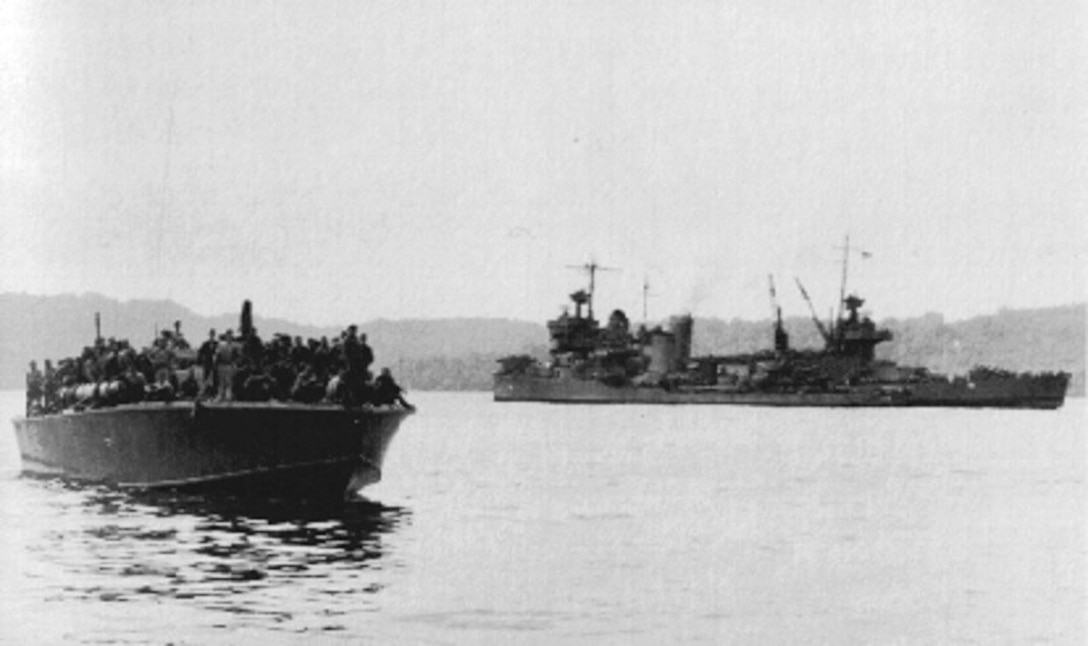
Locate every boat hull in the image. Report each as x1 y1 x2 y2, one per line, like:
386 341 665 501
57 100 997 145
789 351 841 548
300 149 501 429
12 401 412 500
494 374 1068 409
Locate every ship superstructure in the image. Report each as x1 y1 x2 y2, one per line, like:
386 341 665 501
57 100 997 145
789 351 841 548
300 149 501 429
494 243 1069 408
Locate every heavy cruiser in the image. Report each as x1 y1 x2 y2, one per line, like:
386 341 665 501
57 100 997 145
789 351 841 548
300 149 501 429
494 248 1069 409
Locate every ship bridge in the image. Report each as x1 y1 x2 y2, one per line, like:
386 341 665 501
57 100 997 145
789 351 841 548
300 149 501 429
834 294 892 361
547 290 600 355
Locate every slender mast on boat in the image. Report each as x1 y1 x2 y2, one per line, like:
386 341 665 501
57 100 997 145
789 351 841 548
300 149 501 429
836 234 850 340
642 278 649 324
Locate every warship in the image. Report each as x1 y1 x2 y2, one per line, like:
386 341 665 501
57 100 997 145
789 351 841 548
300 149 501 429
12 303 414 501
494 244 1070 409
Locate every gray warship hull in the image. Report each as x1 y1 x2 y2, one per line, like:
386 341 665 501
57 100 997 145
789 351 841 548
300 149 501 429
494 373 1069 409
498 250 1071 410
12 401 412 500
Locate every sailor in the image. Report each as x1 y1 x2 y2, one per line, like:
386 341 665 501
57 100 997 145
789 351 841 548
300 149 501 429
55 358 78 409
373 368 413 409
290 336 310 369
26 361 44 416
241 326 264 371
148 334 175 388
171 320 191 350
177 368 201 399
290 364 324 404
329 335 345 375
118 356 147 404
79 346 97 383
145 367 176 402
240 371 274 402
196 328 218 395
313 337 332 378
358 333 374 375
97 338 117 381
268 353 298 401
340 326 371 406
214 329 238 401
42 359 58 413
325 369 346 404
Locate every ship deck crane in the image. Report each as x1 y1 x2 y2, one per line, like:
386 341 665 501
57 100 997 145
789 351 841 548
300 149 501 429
795 277 832 346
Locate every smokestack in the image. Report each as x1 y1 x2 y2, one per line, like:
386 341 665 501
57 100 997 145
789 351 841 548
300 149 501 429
646 330 675 376
669 315 693 369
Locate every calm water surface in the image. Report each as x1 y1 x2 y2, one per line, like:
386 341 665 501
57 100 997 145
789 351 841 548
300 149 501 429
0 390 1084 644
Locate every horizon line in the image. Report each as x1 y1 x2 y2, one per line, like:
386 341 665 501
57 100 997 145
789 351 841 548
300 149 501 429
1 290 1084 329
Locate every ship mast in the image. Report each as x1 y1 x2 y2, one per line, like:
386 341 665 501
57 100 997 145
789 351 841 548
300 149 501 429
567 261 617 321
642 277 650 323
768 274 782 322
768 274 782 333
769 274 789 352
836 234 850 338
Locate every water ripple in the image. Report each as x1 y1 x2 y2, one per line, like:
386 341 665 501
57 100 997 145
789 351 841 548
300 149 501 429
18 481 412 631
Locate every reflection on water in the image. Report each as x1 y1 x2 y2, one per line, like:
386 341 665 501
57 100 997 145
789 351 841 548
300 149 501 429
5 392 1084 644
20 478 410 632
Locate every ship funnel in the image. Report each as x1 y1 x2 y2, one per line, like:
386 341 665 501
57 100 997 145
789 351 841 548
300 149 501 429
646 330 676 376
669 315 693 369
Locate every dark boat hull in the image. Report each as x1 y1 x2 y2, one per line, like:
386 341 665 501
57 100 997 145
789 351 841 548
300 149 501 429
494 374 1068 409
12 402 412 500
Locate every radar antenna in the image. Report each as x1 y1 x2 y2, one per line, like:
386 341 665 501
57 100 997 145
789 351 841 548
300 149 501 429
566 261 619 320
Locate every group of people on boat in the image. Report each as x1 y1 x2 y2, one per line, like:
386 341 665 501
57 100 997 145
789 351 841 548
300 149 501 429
23 322 412 416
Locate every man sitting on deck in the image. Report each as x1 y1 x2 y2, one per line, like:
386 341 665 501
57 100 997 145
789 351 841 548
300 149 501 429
373 368 413 409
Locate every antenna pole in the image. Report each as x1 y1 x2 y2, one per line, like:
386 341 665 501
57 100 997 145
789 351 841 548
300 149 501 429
767 274 778 321
587 262 596 320
837 235 849 337
642 278 649 323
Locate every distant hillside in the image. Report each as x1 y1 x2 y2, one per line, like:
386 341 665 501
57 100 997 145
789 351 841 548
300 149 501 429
695 305 1085 395
880 307 1084 386
0 293 1082 395
0 293 544 390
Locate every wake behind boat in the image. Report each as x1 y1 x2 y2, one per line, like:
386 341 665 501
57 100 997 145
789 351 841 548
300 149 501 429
13 301 415 501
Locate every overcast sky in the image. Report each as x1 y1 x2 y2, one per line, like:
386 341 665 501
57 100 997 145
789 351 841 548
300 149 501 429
2 1 1084 326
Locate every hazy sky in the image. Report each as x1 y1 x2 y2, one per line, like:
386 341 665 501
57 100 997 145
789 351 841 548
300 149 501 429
2 1 1085 326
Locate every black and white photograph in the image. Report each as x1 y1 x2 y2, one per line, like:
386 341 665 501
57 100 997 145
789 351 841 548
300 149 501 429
1 1 1084 643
